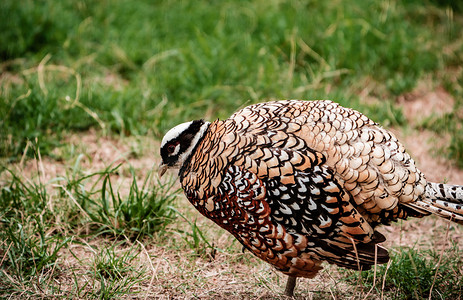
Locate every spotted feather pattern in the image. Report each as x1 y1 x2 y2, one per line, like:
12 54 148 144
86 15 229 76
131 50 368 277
186 164 387 277
178 100 463 278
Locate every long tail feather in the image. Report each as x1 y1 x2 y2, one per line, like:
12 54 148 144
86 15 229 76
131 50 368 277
406 182 463 224
426 182 463 204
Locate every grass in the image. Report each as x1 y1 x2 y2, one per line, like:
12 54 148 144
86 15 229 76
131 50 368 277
67 163 178 240
0 0 463 298
342 243 463 299
84 242 148 299
0 144 177 297
1 0 462 159
173 209 218 257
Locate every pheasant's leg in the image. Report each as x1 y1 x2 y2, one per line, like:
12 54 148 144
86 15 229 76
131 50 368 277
284 276 297 297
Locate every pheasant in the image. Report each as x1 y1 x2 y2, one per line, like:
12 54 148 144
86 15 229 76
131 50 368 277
159 100 463 296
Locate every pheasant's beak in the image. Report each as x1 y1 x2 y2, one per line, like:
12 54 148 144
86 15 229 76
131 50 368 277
158 163 168 178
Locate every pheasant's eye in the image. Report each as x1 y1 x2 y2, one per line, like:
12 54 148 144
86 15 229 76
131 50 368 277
167 142 179 154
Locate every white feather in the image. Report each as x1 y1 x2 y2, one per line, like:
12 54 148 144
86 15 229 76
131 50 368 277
161 121 194 148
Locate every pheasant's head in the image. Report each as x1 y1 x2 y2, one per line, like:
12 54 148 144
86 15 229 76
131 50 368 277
159 119 210 177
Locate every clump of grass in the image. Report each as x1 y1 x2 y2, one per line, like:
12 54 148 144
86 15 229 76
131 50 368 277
0 73 96 160
68 164 179 240
342 244 463 299
0 171 70 294
64 241 147 299
0 216 69 286
92 242 142 280
1 142 178 240
87 242 147 299
172 209 218 258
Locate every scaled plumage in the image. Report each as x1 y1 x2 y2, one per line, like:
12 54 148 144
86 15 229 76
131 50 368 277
159 100 463 296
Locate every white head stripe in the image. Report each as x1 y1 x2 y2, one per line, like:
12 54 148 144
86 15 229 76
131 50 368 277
161 121 193 147
171 143 181 156
177 121 210 164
